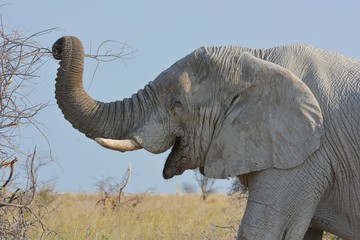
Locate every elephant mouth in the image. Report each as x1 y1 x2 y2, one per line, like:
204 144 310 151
94 136 195 180
163 165 186 179
162 138 198 179
162 139 182 179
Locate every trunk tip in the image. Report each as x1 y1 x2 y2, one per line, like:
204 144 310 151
52 36 82 60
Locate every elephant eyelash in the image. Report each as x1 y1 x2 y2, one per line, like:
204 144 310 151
229 94 241 106
171 100 183 109
224 94 241 117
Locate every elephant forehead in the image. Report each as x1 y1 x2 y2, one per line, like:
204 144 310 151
179 71 192 93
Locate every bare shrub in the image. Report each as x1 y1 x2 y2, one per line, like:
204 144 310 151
194 170 216 200
95 165 145 209
0 148 56 239
0 15 57 239
0 21 52 160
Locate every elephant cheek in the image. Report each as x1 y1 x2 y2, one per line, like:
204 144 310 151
130 131 175 155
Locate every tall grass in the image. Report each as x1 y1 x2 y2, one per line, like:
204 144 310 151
31 193 339 239
33 194 245 240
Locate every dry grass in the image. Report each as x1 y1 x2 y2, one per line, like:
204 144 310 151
32 193 245 240
29 193 339 240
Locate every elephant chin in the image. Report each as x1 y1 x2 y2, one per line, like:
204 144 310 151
199 166 205 175
162 166 186 180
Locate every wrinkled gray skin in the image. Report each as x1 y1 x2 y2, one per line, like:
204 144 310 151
53 36 360 239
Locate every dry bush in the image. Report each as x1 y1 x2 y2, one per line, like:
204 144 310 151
95 165 146 210
0 15 56 239
0 19 51 160
0 149 56 239
194 169 216 200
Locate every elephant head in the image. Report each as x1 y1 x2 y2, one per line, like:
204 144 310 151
53 36 324 180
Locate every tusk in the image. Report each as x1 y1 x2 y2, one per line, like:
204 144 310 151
94 138 142 152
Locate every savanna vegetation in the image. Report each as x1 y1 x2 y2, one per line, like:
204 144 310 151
29 192 338 240
32 193 245 240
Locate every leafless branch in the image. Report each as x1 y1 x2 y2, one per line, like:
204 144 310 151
86 39 135 91
0 12 58 239
86 39 135 63
94 165 145 210
0 20 55 161
1 157 17 188
118 164 131 203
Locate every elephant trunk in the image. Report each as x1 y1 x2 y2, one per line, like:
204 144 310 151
52 36 143 151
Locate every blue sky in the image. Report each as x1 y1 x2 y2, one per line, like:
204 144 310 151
3 1 360 193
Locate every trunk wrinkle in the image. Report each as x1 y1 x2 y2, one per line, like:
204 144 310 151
54 36 131 140
54 36 158 145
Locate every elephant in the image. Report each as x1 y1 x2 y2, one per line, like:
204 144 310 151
52 36 360 239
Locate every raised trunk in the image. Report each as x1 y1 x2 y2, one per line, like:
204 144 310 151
53 36 142 147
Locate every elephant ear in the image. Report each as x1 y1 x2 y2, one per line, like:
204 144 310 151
204 52 324 179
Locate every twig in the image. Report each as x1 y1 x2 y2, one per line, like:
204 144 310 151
86 40 134 63
213 224 237 232
0 122 18 129
26 147 37 206
86 40 135 91
1 157 17 188
118 164 131 204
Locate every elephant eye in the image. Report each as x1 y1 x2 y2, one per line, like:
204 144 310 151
172 100 182 108
170 97 183 110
